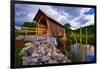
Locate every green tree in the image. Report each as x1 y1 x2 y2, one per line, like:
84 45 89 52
64 23 71 35
64 23 72 42
22 22 37 28
64 23 71 51
22 22 37 35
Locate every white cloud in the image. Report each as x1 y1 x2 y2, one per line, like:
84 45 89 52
80 8 91 15
33 5 70 25
70 14 94 30
15 4 94 30
70 8 94 30
82 14 94 26
39 5 65 23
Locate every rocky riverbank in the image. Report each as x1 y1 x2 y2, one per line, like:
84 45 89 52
18 35 71 65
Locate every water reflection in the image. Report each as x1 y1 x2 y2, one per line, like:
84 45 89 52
65 44 95 62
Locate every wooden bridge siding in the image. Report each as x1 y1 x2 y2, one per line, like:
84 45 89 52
35 14 48 35
46 18 64 37
37 19 48 35
33 9 65 37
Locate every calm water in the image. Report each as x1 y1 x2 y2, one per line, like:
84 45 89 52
65 44 95 62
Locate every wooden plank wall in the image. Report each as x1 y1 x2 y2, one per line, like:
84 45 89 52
46 18 64 37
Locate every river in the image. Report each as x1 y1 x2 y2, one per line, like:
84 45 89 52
65 44 95 62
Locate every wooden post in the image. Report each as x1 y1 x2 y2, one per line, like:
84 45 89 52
36 18 42 35
80 27 84 61
26 27 27 36
86 27 88 54
63 29 67 51
36 27 37 35
71 32 78 44
46 18 53 37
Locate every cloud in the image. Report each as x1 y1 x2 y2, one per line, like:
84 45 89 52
80 8 91 15
15 4 95 30
15 4 38 25
38 5 70 25
70 8 94 30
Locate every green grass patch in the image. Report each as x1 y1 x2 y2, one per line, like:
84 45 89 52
15 44 24 65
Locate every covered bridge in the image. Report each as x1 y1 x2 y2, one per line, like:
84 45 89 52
33 9 65 37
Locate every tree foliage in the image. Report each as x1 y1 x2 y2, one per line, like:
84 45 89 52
64 23 71 33
72 25 95 34
22 22 37 28
64 24 95 44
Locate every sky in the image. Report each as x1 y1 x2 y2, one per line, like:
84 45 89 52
15 4 95 30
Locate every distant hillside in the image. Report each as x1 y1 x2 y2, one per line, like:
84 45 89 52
69 25 95 45
72 25 95 34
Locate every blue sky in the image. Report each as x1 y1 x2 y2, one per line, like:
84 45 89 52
15 4 95 30
84 8 95 15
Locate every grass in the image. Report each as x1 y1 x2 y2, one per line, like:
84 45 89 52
69 33 94 44
15 41 24 65
15 38 33 65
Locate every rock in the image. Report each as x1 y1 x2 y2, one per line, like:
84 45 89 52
42 56 51 62
61 56 68 63
21 36 71 65
22 56 32 65
31 58 38 62
47 52 52 56
48 59 57 64
31 52 39 57
24 35 36 41
24 42 33 47
16 35 24 40
19 46 33 56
